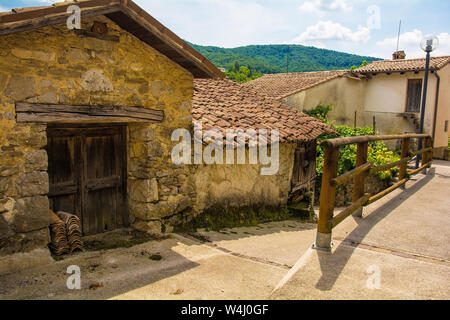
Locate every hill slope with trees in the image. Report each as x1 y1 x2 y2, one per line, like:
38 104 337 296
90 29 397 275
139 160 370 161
190 43 381 83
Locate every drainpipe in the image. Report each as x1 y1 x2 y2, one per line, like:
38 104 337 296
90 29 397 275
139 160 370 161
432 72 440 145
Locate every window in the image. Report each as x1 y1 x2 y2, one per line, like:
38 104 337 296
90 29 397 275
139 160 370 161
406 79 423 112
445 120 449 133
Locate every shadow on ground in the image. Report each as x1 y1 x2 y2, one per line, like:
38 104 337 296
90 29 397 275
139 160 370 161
315 169 436 291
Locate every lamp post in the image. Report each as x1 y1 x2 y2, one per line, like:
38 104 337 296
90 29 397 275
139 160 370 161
416 35 439 168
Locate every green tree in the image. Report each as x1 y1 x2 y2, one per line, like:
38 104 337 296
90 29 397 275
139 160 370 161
225 63 263 83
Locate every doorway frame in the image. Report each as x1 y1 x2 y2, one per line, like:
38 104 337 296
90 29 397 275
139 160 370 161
46 123 129 235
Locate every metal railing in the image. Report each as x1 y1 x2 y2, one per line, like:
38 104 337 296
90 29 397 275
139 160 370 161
315 134 433 250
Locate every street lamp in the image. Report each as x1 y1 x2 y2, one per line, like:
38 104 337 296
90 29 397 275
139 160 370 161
416 35 439 168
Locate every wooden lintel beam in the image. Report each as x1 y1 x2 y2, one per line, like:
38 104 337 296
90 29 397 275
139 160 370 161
15 102 164 124
0 5 121 36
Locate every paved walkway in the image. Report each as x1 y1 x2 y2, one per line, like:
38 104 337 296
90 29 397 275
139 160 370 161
1 161 449 300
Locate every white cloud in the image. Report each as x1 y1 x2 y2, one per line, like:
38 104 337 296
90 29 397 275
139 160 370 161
292 21 370 45
134 0 288 48
299 0 352 16
376 29 450 59
0 6 9 12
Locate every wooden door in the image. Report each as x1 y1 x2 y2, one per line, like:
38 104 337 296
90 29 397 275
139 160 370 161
292 141 317 188
47 126 128 236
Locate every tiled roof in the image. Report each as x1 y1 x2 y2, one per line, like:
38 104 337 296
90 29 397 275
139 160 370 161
193 79 335 144
243 70 348 100
355 56 450 74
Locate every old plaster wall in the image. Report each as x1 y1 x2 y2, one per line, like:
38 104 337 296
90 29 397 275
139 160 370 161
362 72 436 132
282 77 367 127
0 16 194 256
433 64 450 159
192 143 297 215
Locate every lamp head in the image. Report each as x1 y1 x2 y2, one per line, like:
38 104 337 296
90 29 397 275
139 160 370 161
420 35 439 53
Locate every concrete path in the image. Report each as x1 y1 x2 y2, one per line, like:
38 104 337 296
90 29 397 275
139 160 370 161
0 161 449 300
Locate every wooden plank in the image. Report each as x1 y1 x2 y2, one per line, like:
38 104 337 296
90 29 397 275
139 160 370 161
408 162 432 177
80 133 89 235
368 178 409 205
118 5 223 78
331 162 372 187
370 157 411 174
328 194 371 229
321 134 431 148
409 147 434 157
86 176 121 191
16 102 164 123
119 126 129 228
74 29 120 42
49 184 78 197
0 5 121 36
0 0 117 23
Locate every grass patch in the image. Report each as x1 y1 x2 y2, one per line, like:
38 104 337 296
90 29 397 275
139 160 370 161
84 230 170 252
174 205 294 233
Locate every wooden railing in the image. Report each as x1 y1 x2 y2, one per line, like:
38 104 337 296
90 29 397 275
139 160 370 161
315 134 433 250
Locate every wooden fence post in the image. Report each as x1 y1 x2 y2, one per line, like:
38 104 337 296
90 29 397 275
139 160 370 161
315 145 339 251
399 138 410 188
422 137 433 174
352 142 368 217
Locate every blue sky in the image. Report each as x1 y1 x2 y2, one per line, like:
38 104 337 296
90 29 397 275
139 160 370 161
1 0 449 59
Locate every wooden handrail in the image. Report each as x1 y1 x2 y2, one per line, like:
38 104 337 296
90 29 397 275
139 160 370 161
408 162 432 176
409 147 433 157
315 134 433 251
328 194 371 229
368 178 409 205
331 163 372 187
321 134 430 148
370 157 411 174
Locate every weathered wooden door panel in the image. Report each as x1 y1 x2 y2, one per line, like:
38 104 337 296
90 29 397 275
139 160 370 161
86 188 118 235
84 129 123 235
292 141 317 189
47 125 127 236
47 132 81 219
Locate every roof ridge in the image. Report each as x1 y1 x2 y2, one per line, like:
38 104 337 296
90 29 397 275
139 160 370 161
244 69 349 99
374 55 450 63
260 70 347 77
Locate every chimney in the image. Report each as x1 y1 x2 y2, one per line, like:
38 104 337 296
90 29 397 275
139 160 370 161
392 50 406 60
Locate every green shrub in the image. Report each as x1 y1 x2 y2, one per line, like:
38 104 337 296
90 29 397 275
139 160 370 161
310 105 400 181
304 105 332 123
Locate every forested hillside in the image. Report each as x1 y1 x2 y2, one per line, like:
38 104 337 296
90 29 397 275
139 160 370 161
190 43 380 82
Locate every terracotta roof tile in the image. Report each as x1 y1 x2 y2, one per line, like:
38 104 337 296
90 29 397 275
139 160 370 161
243 70 348 100
193 79 335 144
355 56 450 74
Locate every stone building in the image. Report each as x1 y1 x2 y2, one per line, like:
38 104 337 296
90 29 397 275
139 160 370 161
0 1 334 267
0 0 223 263
189 79 334 225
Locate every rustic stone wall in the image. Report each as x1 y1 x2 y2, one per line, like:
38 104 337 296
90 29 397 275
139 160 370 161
192 143 297 216
0 16 194 256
